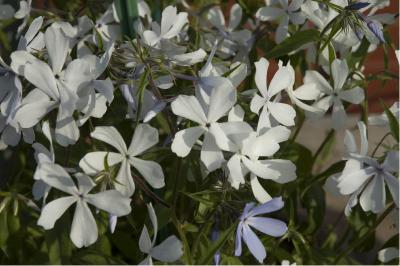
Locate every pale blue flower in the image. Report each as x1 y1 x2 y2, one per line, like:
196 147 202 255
235 197 287 263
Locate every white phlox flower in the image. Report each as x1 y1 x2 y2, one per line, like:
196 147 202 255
37 162 131 248
79 124 165 197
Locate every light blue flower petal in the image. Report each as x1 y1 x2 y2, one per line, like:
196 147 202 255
247 217 287 237
242 224 266 263
246 197 284 218
234 222 243 256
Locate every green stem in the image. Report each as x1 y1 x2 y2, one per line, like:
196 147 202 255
171 160 192 264
311 129 335 169
333 203 395 264
371 132 391 157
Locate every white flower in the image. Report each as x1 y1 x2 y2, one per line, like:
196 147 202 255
250 57 296 129
284 61 325 115
378 247 399 263
15 0 32 34
37 163 131 248
139 203 183 265
308 59 365 130
120 84 166 123
32 121 54 201
79 124 165 196
205 4 252 57
170 81 236 171
256 0 305 43
213 121 296 203
369 102 399 127
325 122 399 215
142 6 188 47
93 4 121 43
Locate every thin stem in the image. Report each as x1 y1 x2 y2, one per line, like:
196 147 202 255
171 160 192 264
333 203 395 264
371 132 391 157
131 174 170 208
311 129 335 168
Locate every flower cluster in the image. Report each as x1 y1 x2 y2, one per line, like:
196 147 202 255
0 0 398 265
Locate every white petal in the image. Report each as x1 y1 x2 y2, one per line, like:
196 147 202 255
55 103 80 147
85 190 131 216
228 105 245 122
75 173 95 195
227 154 246 186
383 173 399 208
360 176 386 213
207 7 225 28
254 58 269 97
201 131 225 171
268 67 293 98
228 4 242 30
37 196 76 229
255 7 284 21
304 70 332 95
162 10 187 39
70 201 98 248
45 26 70 74
139 226 152 254
250 94 266 114
250 174 272 203
171 49 207 66
171 95 207 125
331 99 347 130
207 82 236 123
151 236 183 262
292 83 320 100
23 55 59 100
209 122 252 152
331 59 348 90
92 79 114 103
15 100 56 128
171 127 206 157
39 163 79 195
378 247 399 263
338 163 374 195
268 102 296 127
338 87 364 104
115 159 135 197
128 124 159 157
130 157 165 189
91 126 128 154
258 159 297 183
79 151 123 175
276 16 289 43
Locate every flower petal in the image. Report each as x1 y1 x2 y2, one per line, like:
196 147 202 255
39 163 79 195
268 67 293 98
45 26 70 74
139 225 152 254
91 126 127 154
171 126 206 157
360 176 386 213
255 7 284 21
250 174 272 203
242 224 266 263
79 152 124 175
254 58 269 97
207 82 236 123
246 197 284 217
201 131 225 171
228 4 242 30
37 196 76 229
130 157 165 189
247 217 287 237
331 59 348 90
15 100 56 128
70 200 98 248
128 124 159 157
268 101 296 127
85 190 131 216
383 173 399 208
151 236 183 262
331 98 347 130
338 87 364 104
115 159 135 197
171 95 207 125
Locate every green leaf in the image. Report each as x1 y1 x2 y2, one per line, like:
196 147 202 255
198 222 237 265
114 0 139 39
0 211 8 248
183 190 219 207
300 184 326 235
265 29 321 59
383 103 399 142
